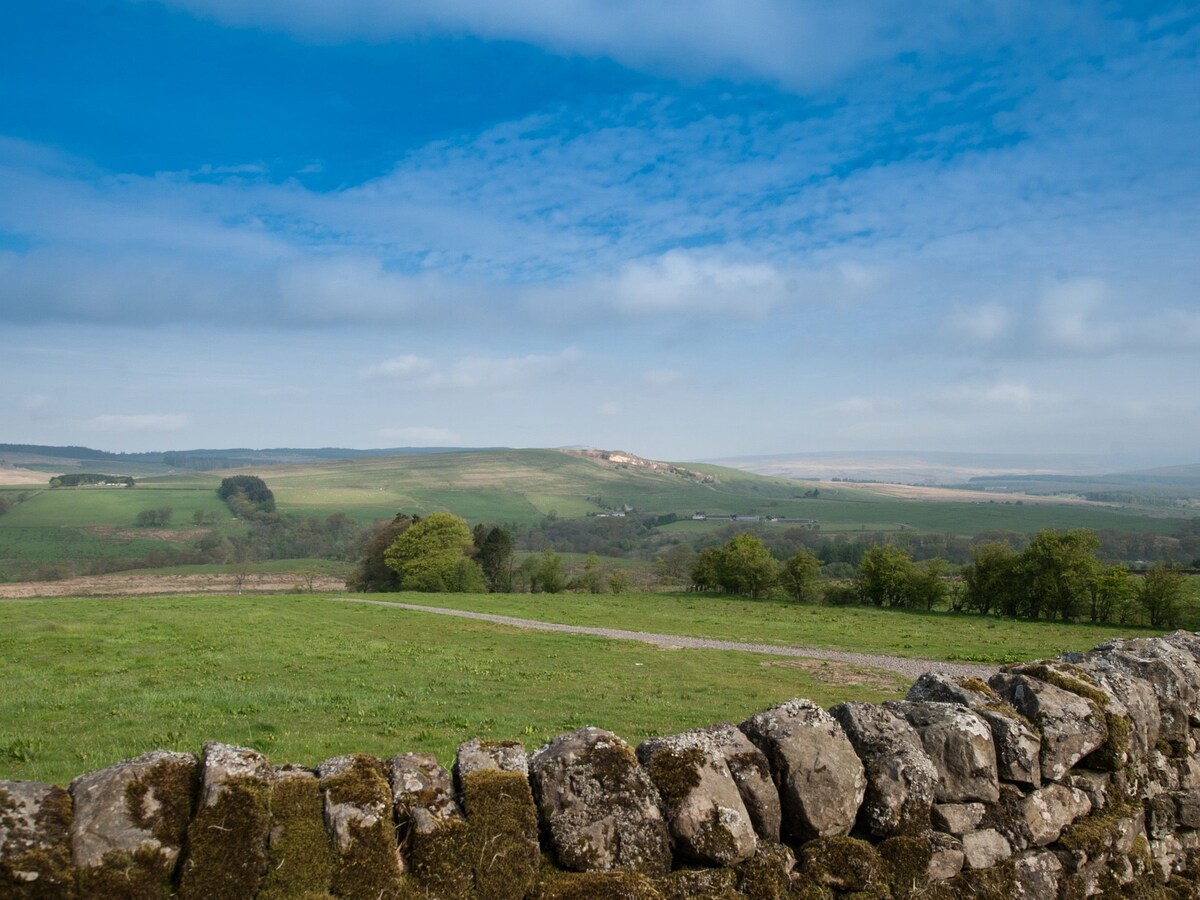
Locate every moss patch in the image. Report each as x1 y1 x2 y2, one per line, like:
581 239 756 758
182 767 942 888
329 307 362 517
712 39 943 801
77 846 175 900
461 769 539 900
798 836 884 893
0 784 74 899
258 775 335 900
942 860 1018 899
647 747 703 810
406 816 472 900
877 835 931 899
321 758 402 900
124 756 197 848
659 866 739 900
534 869 664 900
1057 801 1139 859
178 776 271 900
734 840 794 899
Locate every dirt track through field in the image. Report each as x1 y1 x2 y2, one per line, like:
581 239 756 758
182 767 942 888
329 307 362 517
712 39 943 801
333 597 995 681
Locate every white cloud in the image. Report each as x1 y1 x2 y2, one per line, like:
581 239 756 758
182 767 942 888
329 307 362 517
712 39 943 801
88 413 190 432
362 348 582 390
599 401 621 415
1037 278 1122 354
643 369 682 387
148 0 1010 88
379 425 462 445
947 303 1012 343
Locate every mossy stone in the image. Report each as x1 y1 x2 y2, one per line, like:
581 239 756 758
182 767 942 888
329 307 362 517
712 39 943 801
734 841 794 899
461 769 539 900
0 783 74 899
406 816 472 900
259 773 335 900
320 756 403 900
942 860 1018 899
179 775 272 900
798 836 884 893
659 866 739 899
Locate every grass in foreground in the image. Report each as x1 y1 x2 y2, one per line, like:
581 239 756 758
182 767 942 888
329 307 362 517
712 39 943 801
0 594 907 785
354 590 1170 664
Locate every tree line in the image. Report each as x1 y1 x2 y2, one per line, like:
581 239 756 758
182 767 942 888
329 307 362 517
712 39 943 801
685 527 1192 629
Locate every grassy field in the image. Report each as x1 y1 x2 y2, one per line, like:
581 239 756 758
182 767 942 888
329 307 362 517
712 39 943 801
1 590 1177 785
0 594 914 785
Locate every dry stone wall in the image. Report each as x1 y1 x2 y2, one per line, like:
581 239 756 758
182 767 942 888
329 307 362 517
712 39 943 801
5 632 1200 898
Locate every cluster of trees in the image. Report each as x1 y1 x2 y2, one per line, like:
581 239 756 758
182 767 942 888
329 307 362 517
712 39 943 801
49 474 135 487
685 526 1192 629
959 531 1189 627
346 512 632 595
690 534 821 601
218 475 276 519
134 507 174 526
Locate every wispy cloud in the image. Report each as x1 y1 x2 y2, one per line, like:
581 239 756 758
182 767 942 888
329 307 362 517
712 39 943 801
379 425 462 445
361 348 582 390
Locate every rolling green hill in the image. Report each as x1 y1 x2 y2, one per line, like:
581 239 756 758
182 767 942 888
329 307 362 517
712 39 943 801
1 447 1194 582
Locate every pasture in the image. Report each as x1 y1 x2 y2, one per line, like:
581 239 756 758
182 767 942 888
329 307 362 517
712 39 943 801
0 590 1174 786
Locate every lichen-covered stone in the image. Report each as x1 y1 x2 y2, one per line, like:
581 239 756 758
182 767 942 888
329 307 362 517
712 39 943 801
890 701 999 803
456 741 540 899
924 832 964 880
531 727 670 874
388 753 470 899
1019 783 1090 847
1090 636 1200 747
1068 654 1162 761
931 802 984 835
1011 850 1062 899
259 765 335 900
959 828 1011 870
317 754 403 900
907 672 998 708
179 742 273 900
0 780 74 898
830 702 937 838
740 700 865 843
637 730 755 866
696 722 782 843
988 673 1106 782
69 750 197 899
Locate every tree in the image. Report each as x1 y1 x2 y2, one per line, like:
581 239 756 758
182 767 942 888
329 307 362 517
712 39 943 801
347 513 414 592
908 558 949 611
856 544 916 607
778 547 821 602
689 534 777 598
475 526 515 592
1090 564 1134 624
1019 529 1099 622
962 542 1022 617
1137 563 1186 628
580 552 606 594
655 544 695 580
384 512 482 592
530 550 567 594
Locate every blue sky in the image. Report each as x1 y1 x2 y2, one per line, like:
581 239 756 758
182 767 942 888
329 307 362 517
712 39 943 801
2 1 1198 461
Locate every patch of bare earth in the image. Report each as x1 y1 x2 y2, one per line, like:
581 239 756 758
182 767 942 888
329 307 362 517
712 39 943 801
0 467 52 485
761 658 905 692
0 572 347 599
851 482 1103 505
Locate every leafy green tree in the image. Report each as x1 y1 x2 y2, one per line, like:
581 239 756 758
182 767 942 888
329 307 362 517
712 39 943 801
531 550 567 594
1137 563 1187 628
655 543 695 580
475 526 515 592
856 544 917 607
1090 564 1134 624
1019 529 1099 622
962 542 1022 616
608 569 630 594
689 547 723 592
778 547 821 602
384 512 482 592
580 552 606 593
689 534 777 598
347 513 414 592
217 475 275 512
909 558 950 611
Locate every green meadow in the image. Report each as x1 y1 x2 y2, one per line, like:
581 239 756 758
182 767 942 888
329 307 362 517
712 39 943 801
0 591 1173 786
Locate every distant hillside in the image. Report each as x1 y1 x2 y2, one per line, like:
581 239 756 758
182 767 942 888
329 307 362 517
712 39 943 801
0 443 497 475
960 465 1200 507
